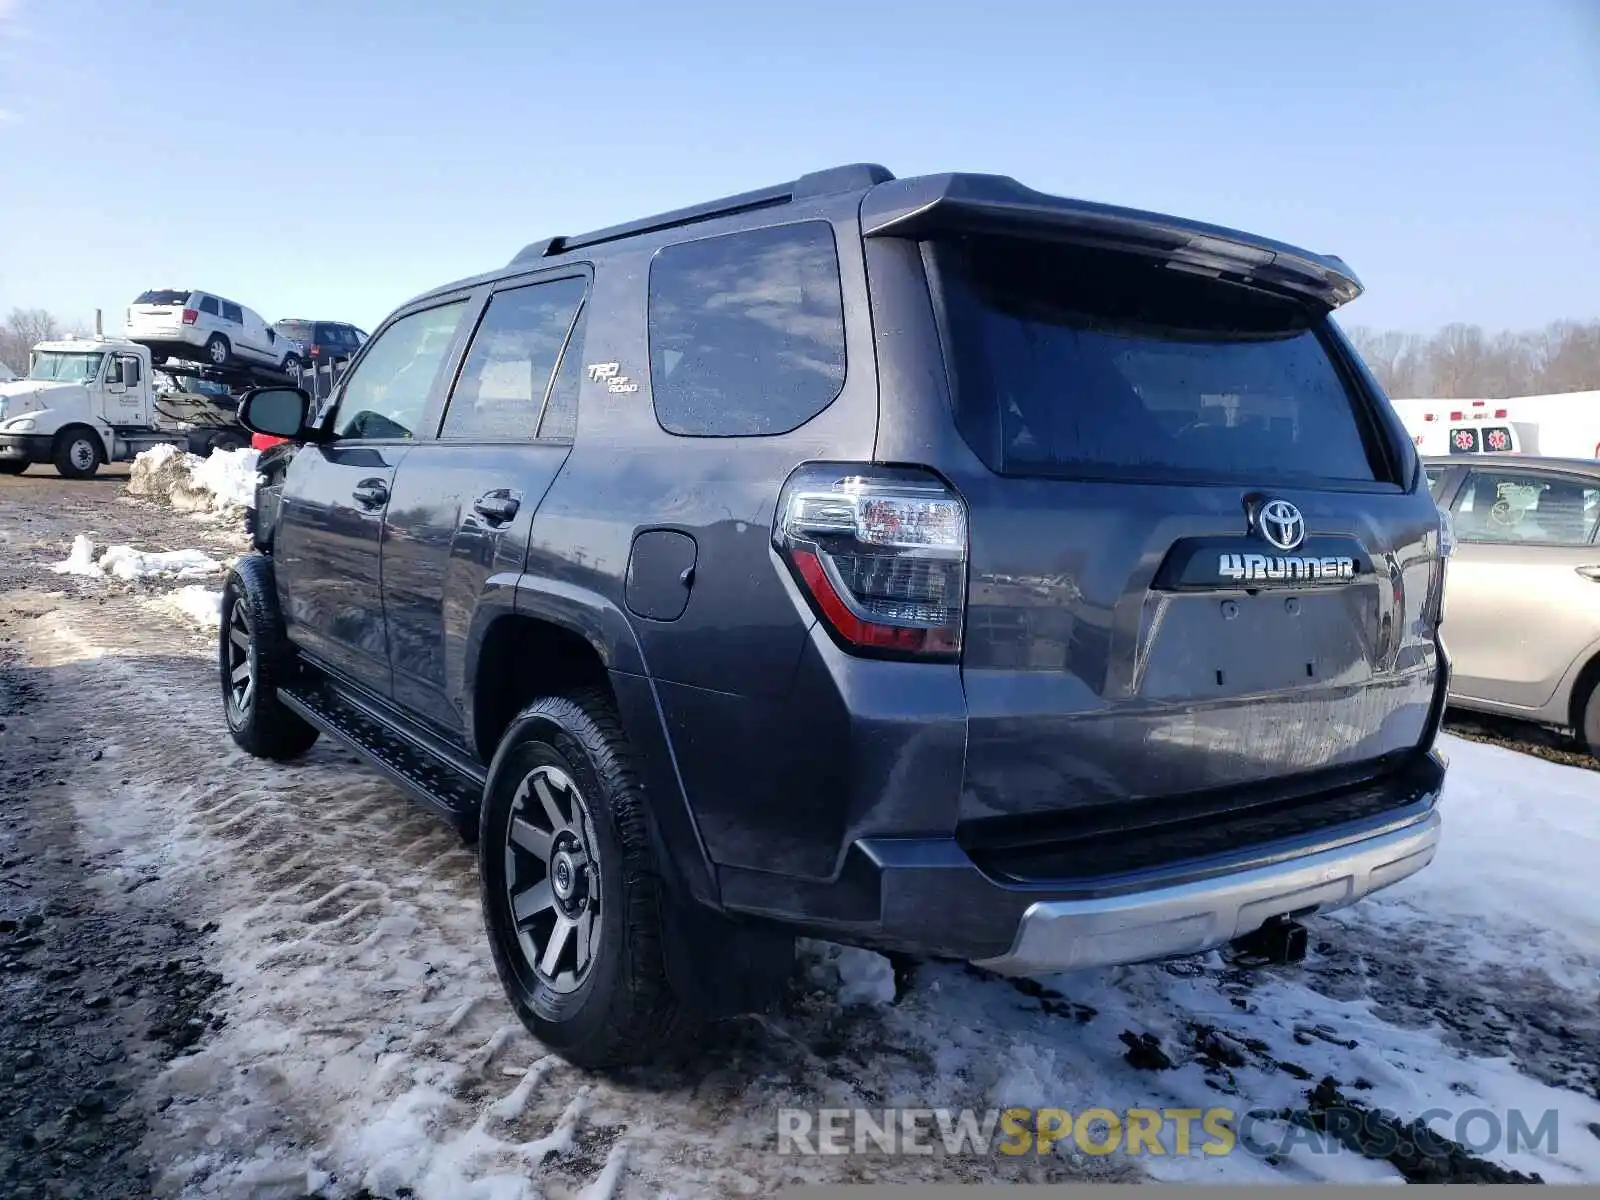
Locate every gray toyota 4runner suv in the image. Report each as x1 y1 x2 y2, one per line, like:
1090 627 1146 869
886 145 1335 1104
226 163 1451 1068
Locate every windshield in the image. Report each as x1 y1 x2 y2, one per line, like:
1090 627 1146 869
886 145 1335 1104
933 236 1384 485
29 352 105 383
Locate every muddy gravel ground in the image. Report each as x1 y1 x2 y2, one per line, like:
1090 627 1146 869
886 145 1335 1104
2 465 1597 1196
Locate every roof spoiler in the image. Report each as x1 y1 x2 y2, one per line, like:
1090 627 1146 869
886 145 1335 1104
860 174 1362 308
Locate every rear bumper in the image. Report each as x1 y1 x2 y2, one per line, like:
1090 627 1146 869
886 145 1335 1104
972 806 1440 974
718 750 1444 970
0 433 52 460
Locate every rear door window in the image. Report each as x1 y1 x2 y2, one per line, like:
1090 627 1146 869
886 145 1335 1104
441 277 587 441
648 221 846 437
1452 471 1600 546
932 237 1385 485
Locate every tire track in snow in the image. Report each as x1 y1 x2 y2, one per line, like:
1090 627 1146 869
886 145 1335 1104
20 593 1133 1198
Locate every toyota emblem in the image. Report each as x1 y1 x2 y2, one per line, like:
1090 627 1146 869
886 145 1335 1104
1254 498 1306 552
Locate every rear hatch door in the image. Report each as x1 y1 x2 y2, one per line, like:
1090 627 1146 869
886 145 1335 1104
866 184 1444 835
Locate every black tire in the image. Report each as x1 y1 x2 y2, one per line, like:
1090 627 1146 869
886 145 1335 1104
281 354 303 382
480 688 701 1069
1580 679 1600 760
53 429 102 479
204 334 231 367
221 556 319 760
208 430 246 455
0 461 26 475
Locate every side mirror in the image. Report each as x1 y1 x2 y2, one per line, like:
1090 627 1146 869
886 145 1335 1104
239 386 314 440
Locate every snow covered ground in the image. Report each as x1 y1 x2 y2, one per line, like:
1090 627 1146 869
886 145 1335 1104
4 475 1599 1195
22 591 1600 1196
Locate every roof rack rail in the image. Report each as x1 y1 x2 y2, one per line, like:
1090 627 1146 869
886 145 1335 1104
507 162 893 267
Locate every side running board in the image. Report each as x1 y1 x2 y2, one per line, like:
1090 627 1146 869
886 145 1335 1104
279 678 484 839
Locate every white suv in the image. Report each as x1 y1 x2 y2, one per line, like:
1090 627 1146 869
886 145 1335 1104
125 289 305 378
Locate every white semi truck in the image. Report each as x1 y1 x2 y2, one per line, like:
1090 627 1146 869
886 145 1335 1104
0 336 288 478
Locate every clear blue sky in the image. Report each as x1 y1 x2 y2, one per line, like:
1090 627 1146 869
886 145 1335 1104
1 0 1594 336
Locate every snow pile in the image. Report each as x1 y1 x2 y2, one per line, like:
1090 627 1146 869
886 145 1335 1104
129 443 260 515
50 534 222 581
146 585 224 630
101 545 222 581
802 940 898 1007
49 533 103 577
190 446 263 512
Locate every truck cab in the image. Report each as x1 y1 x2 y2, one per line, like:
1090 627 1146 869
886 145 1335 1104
0 337 255 477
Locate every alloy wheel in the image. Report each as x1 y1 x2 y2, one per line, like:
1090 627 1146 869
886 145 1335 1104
227 598 255 714
503 764 603 994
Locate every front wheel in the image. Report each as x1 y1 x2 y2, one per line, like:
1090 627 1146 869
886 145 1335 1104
221 557 319 760
53 430 102 479
480 689 701 1069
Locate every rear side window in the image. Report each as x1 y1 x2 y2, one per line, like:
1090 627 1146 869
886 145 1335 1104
441 276 587 441
1452 470 1599 545
136 289 190 305
933 237 1384 484
199 296 220 316
648 221 846 437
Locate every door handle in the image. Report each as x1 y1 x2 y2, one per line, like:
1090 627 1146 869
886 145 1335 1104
1576 566 1600 582
472 490 521 524
351 479 389 509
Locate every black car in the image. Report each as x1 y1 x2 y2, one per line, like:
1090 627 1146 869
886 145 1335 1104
224 163 1451 1069
270 319 367 366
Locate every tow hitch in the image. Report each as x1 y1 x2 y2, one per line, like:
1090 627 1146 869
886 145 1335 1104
1229 916 1310 966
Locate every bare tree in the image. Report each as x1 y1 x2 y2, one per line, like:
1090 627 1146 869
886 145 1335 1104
0 307 63 375
1347 318 1600 399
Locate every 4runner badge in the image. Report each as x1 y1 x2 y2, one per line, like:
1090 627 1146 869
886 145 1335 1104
586 362 639 394
1218 552 1356 584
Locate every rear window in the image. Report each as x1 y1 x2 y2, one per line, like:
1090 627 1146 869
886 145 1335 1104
276 321 314 340
933 237 1384 484
315 323 356 345
136 289 190 305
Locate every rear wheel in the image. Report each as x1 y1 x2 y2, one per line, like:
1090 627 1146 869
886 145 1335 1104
281 354 303 383
221 557 319 760
480 689 702 1069
205 334 231 367
53 430 102 479
208 429 246 455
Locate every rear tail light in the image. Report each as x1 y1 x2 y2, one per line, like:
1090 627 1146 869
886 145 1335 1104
775 464 967 659
181 308 198 325
310 344 321 357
